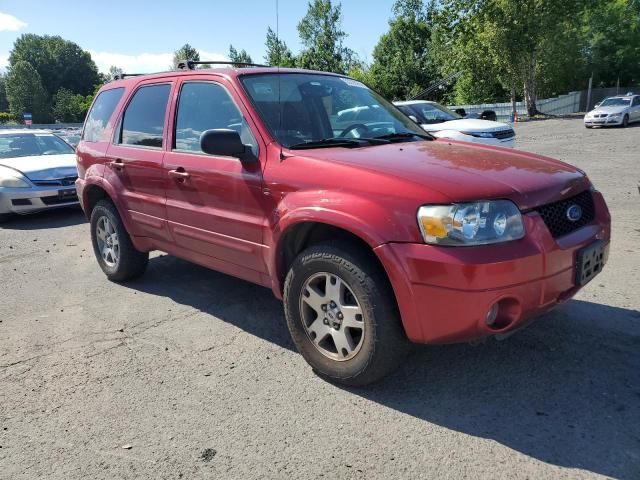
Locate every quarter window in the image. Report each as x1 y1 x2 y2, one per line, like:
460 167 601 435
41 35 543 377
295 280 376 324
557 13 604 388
174 82 257 155
120 84 171 148
83 88 124 142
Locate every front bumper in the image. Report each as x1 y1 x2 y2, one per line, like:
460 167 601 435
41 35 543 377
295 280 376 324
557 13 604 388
374 191 611 344
584 116 623 127
0 186 79 215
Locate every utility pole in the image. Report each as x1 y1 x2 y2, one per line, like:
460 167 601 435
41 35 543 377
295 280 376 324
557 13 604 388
586 74 593 112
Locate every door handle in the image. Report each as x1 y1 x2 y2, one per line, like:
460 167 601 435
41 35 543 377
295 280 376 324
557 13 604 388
168 168 190 181
109 159 125 170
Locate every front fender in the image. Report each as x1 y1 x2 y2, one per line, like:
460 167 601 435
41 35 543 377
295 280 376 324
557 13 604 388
79 174 136 235
265 189 418 297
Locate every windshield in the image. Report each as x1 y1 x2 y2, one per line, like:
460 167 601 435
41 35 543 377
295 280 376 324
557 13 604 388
0 133 75 159
600 98 631 107
409 102 462 124
240 73 428 148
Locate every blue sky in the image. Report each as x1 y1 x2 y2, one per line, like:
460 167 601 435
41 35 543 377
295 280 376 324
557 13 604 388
0 0 397 73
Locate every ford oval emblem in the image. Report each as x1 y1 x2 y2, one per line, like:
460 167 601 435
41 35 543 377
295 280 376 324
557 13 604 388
566 204 582 222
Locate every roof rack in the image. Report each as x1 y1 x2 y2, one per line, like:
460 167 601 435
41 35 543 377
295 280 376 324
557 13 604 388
112 73 144 80
176 60 268 70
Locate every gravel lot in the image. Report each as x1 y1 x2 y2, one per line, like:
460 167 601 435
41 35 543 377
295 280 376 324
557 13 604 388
1 118 639 479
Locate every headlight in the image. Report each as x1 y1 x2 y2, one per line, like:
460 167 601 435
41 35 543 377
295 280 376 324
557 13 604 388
461 131 494 138
0 166 30 188
417 200 525 246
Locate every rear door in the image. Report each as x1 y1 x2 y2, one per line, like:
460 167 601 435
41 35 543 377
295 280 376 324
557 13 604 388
162 77 269 277
104 81 174 241
632 96 640 122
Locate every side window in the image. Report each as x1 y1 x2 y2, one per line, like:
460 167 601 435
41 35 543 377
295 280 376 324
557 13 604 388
634 97 640 107
120 84 171 148
83 88 124 142
174 82 258 155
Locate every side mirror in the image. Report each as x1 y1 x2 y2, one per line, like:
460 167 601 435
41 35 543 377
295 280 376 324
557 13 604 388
594 103 601 108
408 115 419 123
200 129 256 162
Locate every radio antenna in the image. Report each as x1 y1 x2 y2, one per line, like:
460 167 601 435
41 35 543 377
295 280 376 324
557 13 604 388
276 0 285 160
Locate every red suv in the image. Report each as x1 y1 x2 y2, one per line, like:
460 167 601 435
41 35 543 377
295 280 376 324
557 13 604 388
76 66 610 385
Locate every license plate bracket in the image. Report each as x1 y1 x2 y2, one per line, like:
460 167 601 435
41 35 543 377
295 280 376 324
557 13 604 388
576 240 607 286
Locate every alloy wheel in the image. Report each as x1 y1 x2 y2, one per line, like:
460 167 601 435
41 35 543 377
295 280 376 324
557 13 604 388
299 272 365 361
95 216 120 268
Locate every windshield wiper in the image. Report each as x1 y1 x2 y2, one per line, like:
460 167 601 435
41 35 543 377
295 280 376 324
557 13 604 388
373 132 432 142
288 137 387 150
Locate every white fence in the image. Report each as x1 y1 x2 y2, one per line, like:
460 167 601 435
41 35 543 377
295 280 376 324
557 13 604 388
450 91 581 121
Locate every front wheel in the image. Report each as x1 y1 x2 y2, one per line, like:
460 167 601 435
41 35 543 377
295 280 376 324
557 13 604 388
283 242 410 386
0 213 13 224
90 200 148 281
622 115 629 128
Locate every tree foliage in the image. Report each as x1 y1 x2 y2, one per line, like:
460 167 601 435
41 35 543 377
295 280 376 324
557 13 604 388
0 76 8 112
52 88 92 123
228 45 253 66
172 43 200 69
264 27 297 67
368 0 435 100
297 0 355 74
5 61 50 123
9 34 100 97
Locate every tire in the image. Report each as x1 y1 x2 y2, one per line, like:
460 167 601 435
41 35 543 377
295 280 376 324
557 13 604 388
622 115 629 128
283 242 411 386
0 213 13 224
90 199 148 282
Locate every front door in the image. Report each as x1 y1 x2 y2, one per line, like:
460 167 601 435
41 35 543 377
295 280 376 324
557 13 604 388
104 81 173 241
163 79 269 279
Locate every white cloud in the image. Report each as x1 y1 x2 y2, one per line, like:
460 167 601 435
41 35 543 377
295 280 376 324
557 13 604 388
0 12 27 32
88 49 227 74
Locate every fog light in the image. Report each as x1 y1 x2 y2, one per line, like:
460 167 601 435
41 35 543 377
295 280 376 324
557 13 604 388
486 303 499 326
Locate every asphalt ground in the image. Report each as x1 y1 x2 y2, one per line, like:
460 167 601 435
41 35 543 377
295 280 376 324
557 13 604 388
1 117 639 479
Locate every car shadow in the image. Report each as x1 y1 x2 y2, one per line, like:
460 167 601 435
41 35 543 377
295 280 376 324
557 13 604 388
125 255 639 478
124 254 295 351
1 207 86 230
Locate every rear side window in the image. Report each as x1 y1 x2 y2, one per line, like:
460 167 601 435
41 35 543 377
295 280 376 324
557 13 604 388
120 84 171 148
83 88 124 142
174 82 258 155
634 97 640 107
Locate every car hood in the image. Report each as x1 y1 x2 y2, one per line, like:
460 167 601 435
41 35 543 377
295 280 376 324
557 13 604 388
589 106 629 115
422 118 511 133
0 154 78 180
291 140 589 210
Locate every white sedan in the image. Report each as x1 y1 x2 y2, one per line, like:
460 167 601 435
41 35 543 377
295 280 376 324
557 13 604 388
394 100 516 148
584 94 640 128
0 129 79 223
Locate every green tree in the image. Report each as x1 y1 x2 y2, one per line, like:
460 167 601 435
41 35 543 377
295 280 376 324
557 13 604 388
9 34 100 97
52 88 90 122
107 65 124 81
0 75 9 112
582 0 640 87
172 43 200 69
5 61 50 123
228 45 253 66
297 0 355 74
264 27 297 67
368 0 435 100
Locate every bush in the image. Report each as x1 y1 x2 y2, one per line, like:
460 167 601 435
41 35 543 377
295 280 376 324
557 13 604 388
0 112 17 124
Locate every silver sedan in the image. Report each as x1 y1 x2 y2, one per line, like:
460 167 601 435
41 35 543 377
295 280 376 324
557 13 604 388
584 94 640 128
0 129 79 223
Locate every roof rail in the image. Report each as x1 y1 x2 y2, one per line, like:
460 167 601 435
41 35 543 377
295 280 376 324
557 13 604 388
176 60 268 70
112 73 144 80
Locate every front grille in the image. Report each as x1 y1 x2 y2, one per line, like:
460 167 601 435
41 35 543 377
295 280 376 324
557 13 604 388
32 176 78 187
41 192 78 205
494 129 515 140
534 190 595 238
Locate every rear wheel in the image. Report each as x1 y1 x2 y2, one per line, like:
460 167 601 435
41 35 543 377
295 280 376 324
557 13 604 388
283 242 410 386
90 200 148 281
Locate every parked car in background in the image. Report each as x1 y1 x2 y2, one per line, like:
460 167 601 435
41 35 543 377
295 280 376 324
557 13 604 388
584 94 640 128
395 100 516 147
0 130 79 223
52 128 82 148
76 67 610 385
